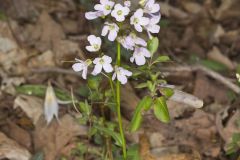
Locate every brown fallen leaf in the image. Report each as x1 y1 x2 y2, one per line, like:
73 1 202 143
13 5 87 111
28 50 55 68
31 11 65 52
14 95 43 125
0 132 31 160
5 120 32 150
33 114 88 160
181 2 202 14
193 72 229 104
160 2 189 19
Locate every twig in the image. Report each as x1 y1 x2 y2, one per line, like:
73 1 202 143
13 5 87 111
31 67 82 77
161 65 240 94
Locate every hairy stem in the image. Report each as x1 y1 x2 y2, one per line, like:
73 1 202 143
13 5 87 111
116 42 127 159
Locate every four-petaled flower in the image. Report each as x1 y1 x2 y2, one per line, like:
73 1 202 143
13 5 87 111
72 59 92 79
130 47 151 65
118 36 135 50
111 4 130 22
145 15 161 35
94 0 115 16
86 35 102 52
102 22 119 41
143 0 160 14
130 9 149 32
92 55 113 75
112 66 132 84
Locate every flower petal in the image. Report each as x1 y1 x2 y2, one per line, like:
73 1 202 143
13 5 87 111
101 25 109 36
92 64 103 75
72 63 83 72
108 30 118 41
103 63 113 73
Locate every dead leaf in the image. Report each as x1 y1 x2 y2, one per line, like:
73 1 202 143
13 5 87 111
5 120 32 150
193 72 229 104
0 132 31 160
1 77 25 95
211 25 225 44
28 50 55 68
0 37 17 53
216 107 240 144
14 95 43 125
53 40 85 64
160 2 189 19
32 11 65 52
33 114 88 160
182 2 202 14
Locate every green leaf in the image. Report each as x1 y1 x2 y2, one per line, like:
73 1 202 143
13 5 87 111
160 88 174 98
94 125 122 146
153 97 170 123
135 83 148 89
153 55 170 63
200 59 228 72
147 81 155 92
87 75 102 90
127 144 141 160
147 37 159 55
130 96 152 132
79 101 91 116
16 85 71 101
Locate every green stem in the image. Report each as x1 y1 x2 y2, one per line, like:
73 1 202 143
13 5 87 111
116 42 127 159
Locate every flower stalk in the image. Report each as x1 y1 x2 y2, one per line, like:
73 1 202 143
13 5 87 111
116 42 127 159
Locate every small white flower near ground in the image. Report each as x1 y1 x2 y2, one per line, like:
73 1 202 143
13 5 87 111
111 4 130 22
72 59 92 79
94 0 115 16
92 55 113 75
143 0 160 14
130 47 151 66
112 66 132 84
101 22 119 41
86 35 102 52
130 9 149 32
85 11 104 20
44 82 59 125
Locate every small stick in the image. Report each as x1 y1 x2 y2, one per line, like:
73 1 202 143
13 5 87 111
161 65 240 94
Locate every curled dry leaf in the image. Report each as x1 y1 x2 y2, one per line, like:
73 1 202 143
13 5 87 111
14 95 43 125
0 132 31 160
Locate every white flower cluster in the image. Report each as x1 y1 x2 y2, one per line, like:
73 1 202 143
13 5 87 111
72 0 161 84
